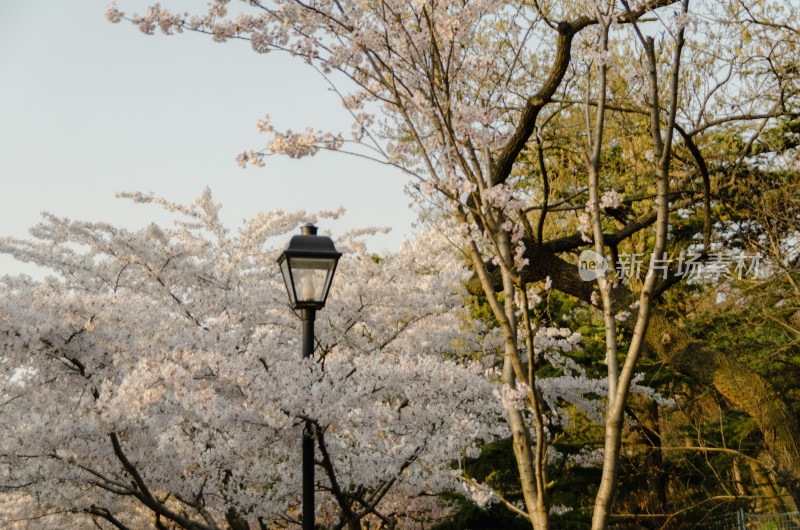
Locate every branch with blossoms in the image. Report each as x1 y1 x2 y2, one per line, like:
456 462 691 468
460 476 528 518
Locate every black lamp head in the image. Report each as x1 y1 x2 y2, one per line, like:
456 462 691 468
277 224 342 310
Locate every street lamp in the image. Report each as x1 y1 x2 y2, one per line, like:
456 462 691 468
277 223 341 530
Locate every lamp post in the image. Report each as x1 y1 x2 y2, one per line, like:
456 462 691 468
277 223 341 530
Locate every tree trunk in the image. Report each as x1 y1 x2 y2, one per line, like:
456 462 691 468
498 235 548 530
748 458 785 513
629 394 669 521
648 311 800 506
642 400 668 518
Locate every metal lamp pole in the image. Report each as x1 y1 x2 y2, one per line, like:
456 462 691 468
302 307 315 530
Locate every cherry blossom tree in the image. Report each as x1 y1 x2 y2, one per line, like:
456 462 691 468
97 0 800 527
0 190 497 528
0 190 624 528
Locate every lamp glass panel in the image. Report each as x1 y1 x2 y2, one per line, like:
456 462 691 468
289 257 335 303
279 258 296 305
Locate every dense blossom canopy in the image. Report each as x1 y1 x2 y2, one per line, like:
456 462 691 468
0 191 623 527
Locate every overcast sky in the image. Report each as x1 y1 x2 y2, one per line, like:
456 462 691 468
0 1 417 277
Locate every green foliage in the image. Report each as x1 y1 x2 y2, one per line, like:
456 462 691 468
464 292 497 329
434 438 530 529
463 438 523 498
686 288 800 413
440 437 598 529
431 494 531 530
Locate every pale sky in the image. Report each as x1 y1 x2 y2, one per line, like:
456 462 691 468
0 1 417 277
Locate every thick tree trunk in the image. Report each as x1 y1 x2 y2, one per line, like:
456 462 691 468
748 458 786 513
642 400 668 518
645 309 800 505
629 394 668 522
467 246 800 508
